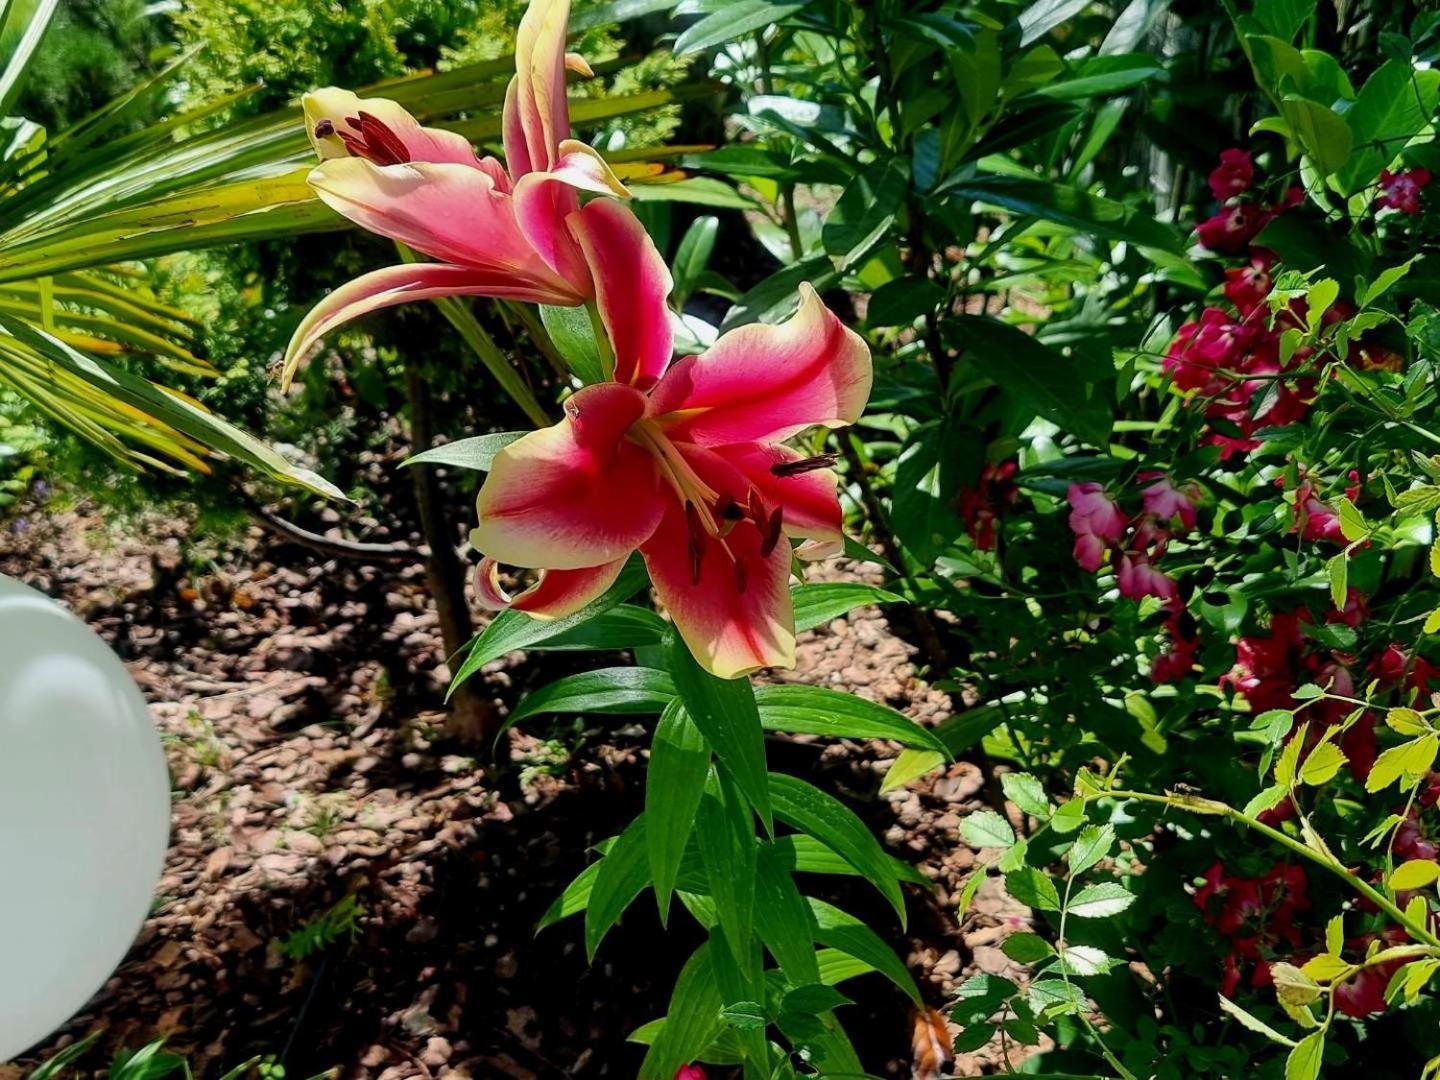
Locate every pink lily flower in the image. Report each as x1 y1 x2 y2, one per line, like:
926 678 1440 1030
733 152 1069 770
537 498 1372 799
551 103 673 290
279 0 673 390
471 285 872 679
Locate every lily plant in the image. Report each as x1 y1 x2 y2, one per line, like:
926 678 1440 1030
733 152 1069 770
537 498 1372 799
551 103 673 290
280 0 872 680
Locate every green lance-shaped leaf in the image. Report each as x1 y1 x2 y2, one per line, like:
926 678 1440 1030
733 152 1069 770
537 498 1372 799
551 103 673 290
695 770 758 971
753 684 949 752
497 667 676 745
586 813 652 960
754 842 822 987
808 898 923 1005
638 941 726 1080
769 772 908 926
666 631 773 831
647 700 710 921
449 557 650 694
791 581 903 632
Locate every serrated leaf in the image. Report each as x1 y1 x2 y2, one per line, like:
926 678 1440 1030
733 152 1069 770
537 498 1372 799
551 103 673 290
880 749 945 793
956 866 986 920
1001 772 1051 819
1067 881 1135 918
961 809 1017 850
1244 785 1290 818
1005 866 1060 911
1067 824 1115 875
1326 915 1343 957
1271 962 1321 1006
1424 609 1440 635
1389 859 1440 891
1336 497 1368 542
1387 708 1428 736
1327 553 1348 611
1001 932 1054 963
1299 742 1346 786
1300 953 1350 982
1054 944 1115 976
1285 1030 1325 1080
1218 994 1297 1048
1366 734 1439 792
1050 799 1087 834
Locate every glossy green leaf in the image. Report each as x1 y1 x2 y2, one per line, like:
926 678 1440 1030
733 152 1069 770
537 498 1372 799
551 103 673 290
809 898 922 1004
449 558 649 694
696 772 758 970
769 772 907 925
754 684 948 752
586 814 652 960
792 582 903 632
638 942 725 1080
666 632 773 830
947 315 1113 445
648 701 710 921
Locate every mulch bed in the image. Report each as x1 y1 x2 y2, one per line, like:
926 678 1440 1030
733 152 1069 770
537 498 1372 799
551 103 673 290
0 502 1037 1078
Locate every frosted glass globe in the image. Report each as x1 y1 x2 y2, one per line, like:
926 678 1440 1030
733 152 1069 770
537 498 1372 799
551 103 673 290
0 574 170 1062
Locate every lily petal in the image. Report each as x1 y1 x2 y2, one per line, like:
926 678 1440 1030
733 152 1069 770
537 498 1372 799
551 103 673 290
302 88 491 172
473 382 665 570
642 498 796 679
649 283 872 445
508 0 572 175
710 442 844 545
474 556 627 619
511 173 591 295
307 158 572 281
568 198 675 389
281 262 576 389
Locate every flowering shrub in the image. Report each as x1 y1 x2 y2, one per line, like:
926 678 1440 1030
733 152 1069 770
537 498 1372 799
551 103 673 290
274 0 1440 1075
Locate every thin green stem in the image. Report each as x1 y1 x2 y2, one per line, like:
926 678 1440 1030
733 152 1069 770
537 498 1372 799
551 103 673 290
1091 789 1440 948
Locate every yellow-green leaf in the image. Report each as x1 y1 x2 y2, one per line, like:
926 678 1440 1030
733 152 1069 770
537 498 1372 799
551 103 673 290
1389 860 1440 891
1387 708 1429 737
1299 742 1346 786
1367 735 1440 793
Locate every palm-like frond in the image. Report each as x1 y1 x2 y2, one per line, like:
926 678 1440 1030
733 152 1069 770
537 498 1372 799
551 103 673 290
0 0 688 496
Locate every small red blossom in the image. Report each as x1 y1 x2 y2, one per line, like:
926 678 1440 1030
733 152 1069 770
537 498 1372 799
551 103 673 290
1223 252 1275 315
1141 475 1200 532
1117 553 1178 602
1152 607 1201 684
1292 480 1344 544
675 1067 708 1080
1197 861 1310 997
1377 167 1431 215
1197 201 1267 254
1067 482 1126 571
956 460 1019 552
1209 149 1255 201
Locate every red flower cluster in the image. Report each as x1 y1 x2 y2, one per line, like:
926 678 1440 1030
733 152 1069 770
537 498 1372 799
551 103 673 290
1224 606 1379 779
1194 861 1309 997
1377 167 1431 215
1196 147 1302 254
1065 478 1202 682
675 1066 707 1080
956 460 1019 551
1283 469 1361 545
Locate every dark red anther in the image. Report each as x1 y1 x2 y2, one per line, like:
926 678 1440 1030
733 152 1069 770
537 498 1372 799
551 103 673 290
770 452 838 477
338 112 411 165
760 506 785 557
747 488 767 526
685 501 706 585
313 118 335 139
716 493 744 522
734 558 749 595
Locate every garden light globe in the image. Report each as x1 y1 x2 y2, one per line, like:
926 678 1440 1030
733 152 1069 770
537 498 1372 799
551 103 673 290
0 574 170 1061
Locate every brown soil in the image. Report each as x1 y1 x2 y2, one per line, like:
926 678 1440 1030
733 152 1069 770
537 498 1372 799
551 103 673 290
0 501 1037 1079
